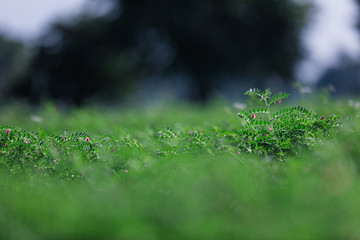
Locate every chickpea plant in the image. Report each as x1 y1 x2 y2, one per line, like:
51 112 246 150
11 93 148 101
236 88 340 159
0 89 341 179
0 127 98 179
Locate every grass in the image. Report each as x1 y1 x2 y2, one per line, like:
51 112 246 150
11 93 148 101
0 95 360 239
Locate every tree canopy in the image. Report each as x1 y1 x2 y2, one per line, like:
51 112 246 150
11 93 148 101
14 0 309 104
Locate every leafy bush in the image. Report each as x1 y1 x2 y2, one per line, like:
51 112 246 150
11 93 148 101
0 127 97 179
236 88 340 159
0 89 340 178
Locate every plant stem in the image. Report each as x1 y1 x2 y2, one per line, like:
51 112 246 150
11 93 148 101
264 98 271 119
246 119 256 130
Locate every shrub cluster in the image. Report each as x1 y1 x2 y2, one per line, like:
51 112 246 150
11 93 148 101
235 88 340 159
0 89 339 178
0 127 97 179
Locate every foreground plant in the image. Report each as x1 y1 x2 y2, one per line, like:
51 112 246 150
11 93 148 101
236 88 340 159
0 127 142 179
0 127 98 178
0 91 341 178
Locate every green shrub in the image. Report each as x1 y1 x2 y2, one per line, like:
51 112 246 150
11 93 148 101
0 89 341 178
0 127 97 179
236 88 340 159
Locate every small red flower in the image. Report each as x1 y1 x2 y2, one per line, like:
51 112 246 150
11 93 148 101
269 127 273 131
5 129 11 134
251 114 256 119
123 169 128 173
320 115 325 120
85 137 90 142
266 134 269 137
277 100 281 104
24 139 29 144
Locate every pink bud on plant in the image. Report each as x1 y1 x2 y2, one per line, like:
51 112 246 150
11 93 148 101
5 129 11 134
85 137 90 142
24 139 29 144
320 115 325 120
277 100 281 104
269 127 273 131
251 114 256 119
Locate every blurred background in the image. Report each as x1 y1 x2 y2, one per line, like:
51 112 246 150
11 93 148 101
0 0 359 106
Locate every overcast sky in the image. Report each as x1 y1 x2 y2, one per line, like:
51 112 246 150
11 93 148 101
297 0 360 84
0 0 88 39
0 0 359 84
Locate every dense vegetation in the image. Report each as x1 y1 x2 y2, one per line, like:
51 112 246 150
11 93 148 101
0 90 359 239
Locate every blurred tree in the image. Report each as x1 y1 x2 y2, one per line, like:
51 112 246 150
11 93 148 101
0 35 30 101
14 0 309 104
317 55 360 95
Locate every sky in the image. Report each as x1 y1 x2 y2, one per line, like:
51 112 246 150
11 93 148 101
0 0 359 84
0 0 88 40
0 0 116 40
296 0 360 84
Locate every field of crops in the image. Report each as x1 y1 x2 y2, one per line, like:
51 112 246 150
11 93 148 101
0 93 360 239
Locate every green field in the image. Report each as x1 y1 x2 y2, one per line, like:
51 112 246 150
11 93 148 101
0 95 360 239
